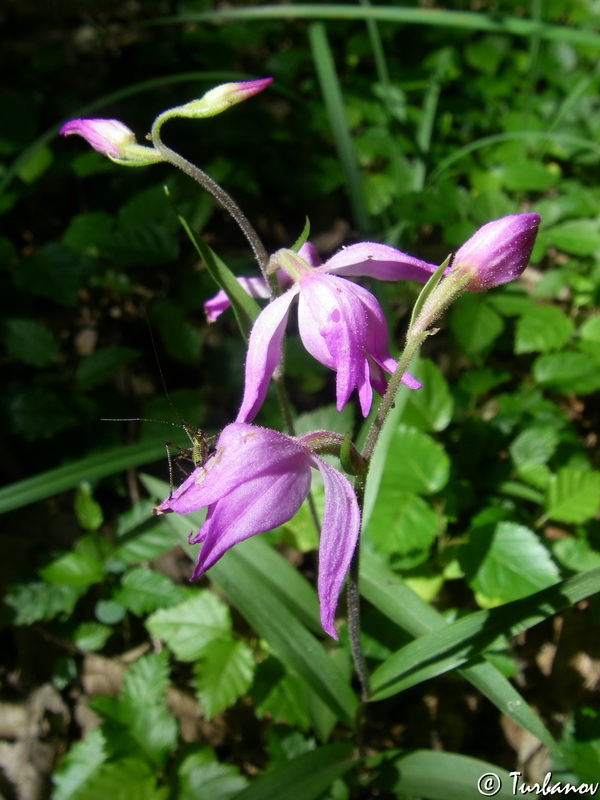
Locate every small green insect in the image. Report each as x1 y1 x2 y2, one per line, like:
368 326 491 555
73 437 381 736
102 416 214 496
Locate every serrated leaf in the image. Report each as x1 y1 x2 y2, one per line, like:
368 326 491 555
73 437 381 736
402 359 453 432
367 490 440 558
178 755 248 800
253 658 311 730
73 622 112 652
40 551 104 588
194 637 255 718
15 243 93 307
114 567 182 615
64 758 168 800
4 581 82 625
515 305 574 354
113 510 177 564
509 425 559 466
533 351 600 395
4 318 60 367
62 212 113 254
123 651 171 708
458 522 560 606
146 591 231 660
552 537 600 572
51 728 107 800
545 468 600 524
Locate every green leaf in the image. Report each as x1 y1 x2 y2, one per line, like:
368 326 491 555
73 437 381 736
383 750 515 800
545 219 600 256
377 425 450 494
253 659 311 730
579 315 600 342
369 567 600 700
4 318 60 367
366 491 440 559
113 503 177 564
95 600 125 625
194 637 255 718
61 758 168 800
499 159 559 191
17 143 53 183
545 468 600 524
449 293 504 360
177 753 248 800
15 243 93 307
40 550 105 588
3 581 82 625
146 591 231 661
402 359 454 432
114 567 182 615
533 351 600 395
509 425 559 466
552 537 600 572
458 522 560 606
74 483 104 531
232 742 355 800
72 622 112 652
0 440 167 515
559 707 600 784
514 305 574 354
62 212 113 254
75 347 139 390
360 552 558 750
123 651 170 708
51 728 107 800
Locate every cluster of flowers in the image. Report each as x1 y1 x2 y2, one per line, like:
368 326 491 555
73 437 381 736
61 79 540 637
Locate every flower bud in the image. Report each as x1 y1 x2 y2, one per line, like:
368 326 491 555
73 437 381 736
60 118 162 165
167 77 273 120
452 213 541 291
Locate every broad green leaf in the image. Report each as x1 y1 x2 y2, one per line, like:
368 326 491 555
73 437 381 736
62 211 113 254
62 758 168 800
3 581 82 625
194 637 255 718
559 707 600 784
545 219 600 256
146 591 231 661
552 537 600 572
72 622 112 652
509 425 559 466
579 315 600 342
51 728 107 800
383 750 515 799
178 754 248 800
459 522 560 606
114 567 183 615
113 503 178 564
377 425 450 494
17 142 53 182
514 305 574 354
533 351 600 395
40 551 105 588
232 742 355 800
370 567 600 700
360 551 558 750
500 159 559 192
75 347 139 390
4 318 60 367
14 243 93 307
366 490 440 558
545 468 600 524
449 293 504 360
402 359 454 432
95 600 125 625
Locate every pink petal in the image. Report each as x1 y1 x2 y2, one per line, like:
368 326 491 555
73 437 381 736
236 287 299 423
323 242 439 282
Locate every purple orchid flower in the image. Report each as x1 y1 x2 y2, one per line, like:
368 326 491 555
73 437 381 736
451 213 541 291
154 422 360 639
234 242 440 421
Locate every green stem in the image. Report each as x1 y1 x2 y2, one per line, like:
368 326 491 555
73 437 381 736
151 118 270 276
